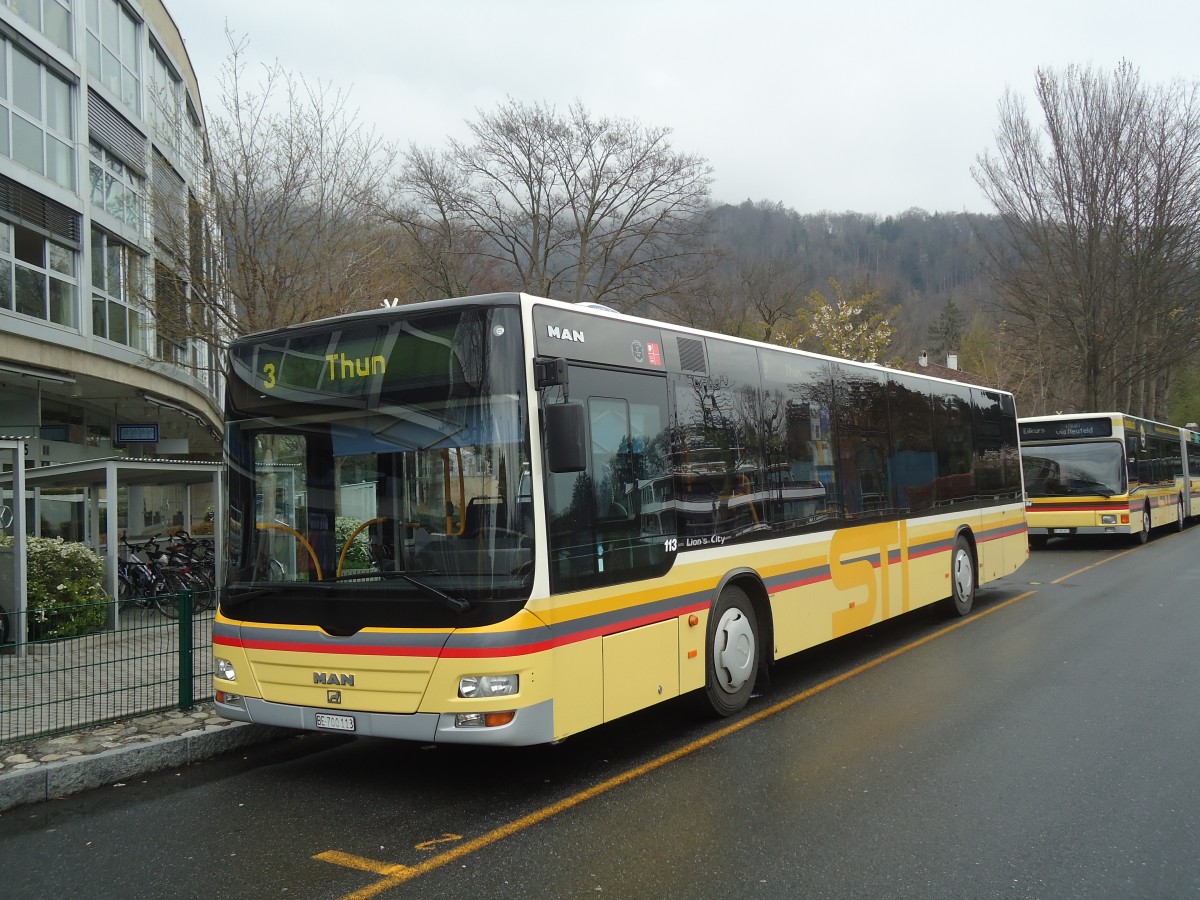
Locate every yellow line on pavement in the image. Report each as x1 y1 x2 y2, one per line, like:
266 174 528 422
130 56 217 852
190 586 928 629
1050 545 1140 584
321 588 1038 898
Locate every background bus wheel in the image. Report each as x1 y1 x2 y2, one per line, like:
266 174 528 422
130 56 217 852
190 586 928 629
1176 497 1184 532
1029 535 1048 550
0 605 9 645
945 535 976 617
703 586 759 717
1135 506 1151 544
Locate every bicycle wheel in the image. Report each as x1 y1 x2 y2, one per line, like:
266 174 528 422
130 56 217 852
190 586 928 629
117 572 133 605
154 572 184 619
187 570 216 611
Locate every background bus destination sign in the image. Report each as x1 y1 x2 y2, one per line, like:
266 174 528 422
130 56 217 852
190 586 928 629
1019 418 1113 441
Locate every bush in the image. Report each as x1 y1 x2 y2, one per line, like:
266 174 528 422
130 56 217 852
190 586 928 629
334 517 373 570
0 536 107 641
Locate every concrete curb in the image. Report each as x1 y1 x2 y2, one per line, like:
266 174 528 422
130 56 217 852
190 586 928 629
0 723 295 813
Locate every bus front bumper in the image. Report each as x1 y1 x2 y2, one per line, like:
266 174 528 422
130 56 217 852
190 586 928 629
215 694 556 746
1027 524 1132 537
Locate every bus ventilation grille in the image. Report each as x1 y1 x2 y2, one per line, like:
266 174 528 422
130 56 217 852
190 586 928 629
677 337 708 374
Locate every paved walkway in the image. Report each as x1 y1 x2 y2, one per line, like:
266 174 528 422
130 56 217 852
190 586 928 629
0 606 294 812
0 700 292 812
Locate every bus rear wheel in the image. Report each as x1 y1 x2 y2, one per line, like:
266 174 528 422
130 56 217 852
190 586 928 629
945 535 976 617
702 586 759 717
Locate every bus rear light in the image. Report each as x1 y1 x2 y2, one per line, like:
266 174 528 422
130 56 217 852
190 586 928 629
455 711 516 728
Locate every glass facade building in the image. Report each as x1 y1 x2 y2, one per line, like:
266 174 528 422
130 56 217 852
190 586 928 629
0 0 221 464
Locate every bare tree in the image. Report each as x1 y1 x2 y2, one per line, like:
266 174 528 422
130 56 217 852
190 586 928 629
388 98 716 311
737 254 812 342
155 33 400 345
974 62 1200 417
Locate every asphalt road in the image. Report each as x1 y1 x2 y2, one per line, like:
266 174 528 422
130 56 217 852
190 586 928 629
1 527 1198 899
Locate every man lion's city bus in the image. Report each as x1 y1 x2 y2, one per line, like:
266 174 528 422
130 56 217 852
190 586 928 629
214 293 1028 745
1019 412 1200 547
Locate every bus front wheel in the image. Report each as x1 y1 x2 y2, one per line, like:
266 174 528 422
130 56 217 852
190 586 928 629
1135 506 1151 545
702 586 759 717
945 535 976 617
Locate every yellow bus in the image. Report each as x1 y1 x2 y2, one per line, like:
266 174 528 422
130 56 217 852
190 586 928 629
1019 413 1196 547
214 293 1028 745
1186 426 1200 520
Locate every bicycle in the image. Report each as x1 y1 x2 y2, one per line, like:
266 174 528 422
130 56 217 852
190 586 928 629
162 530 217 611
118 535 195 618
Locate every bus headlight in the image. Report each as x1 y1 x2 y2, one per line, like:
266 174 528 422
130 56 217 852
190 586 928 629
216 657 237 681
458 674 519 698
1101 515 1117 525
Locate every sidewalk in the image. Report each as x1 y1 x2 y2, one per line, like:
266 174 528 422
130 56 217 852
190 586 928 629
0 700 293 812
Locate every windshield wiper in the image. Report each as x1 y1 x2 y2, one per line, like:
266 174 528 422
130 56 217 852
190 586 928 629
322 569 471 613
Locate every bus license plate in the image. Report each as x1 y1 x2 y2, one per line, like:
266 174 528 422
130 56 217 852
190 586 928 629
1052 528 1072 534
315 713 356 732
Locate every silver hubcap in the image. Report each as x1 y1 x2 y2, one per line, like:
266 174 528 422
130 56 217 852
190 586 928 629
953 548 973 601
714 607 755 694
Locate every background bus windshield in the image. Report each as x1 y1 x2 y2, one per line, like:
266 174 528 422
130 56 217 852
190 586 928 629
1021 441 1125 497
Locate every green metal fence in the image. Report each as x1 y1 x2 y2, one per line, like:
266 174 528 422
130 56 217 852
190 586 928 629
0 591 215 747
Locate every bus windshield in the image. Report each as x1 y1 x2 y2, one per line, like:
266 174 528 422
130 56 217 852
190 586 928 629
223 305 533 630
1021 441 1126 498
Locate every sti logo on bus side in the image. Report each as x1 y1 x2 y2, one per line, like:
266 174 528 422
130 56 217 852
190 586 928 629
547 325 585 342
313 672 355 686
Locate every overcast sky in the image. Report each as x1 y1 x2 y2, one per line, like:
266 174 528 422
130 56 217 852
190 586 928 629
166 0 1200 217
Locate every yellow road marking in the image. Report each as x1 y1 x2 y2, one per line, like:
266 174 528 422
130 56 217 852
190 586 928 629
318 587 1038 898
1050 545 1140 585
314 850 411 877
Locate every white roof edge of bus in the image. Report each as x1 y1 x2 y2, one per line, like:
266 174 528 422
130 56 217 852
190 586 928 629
519 291 1011 396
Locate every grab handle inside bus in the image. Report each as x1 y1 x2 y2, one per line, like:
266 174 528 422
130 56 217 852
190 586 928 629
545 402 587 473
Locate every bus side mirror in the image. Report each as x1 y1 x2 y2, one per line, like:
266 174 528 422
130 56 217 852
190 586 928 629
545 402 587 473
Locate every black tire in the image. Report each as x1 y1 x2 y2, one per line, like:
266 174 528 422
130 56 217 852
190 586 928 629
154 573 185 619
192 579 216 612
0 605 9 645
945 534 976 617
117 573 133 605
701 585 760 716
1134 505 1151 545
1175 497 1185 533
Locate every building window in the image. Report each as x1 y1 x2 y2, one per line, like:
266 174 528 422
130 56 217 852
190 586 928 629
155 259 187 364
90 226 148 349
7 0 73 52
85 0 140 114
89 141 144 231
0 220 78 328
0 41 76 190
150 46 181 152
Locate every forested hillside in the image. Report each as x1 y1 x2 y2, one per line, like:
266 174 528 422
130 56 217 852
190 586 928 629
705 200 1006 363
